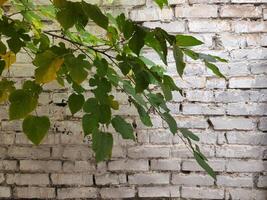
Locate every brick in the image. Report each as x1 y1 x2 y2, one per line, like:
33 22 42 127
14 187 55 199
128 173 170 185
227 188 267 200
6 174 50 186
182 103 225 115
128 146 170 158
226 103 267 116
175 5 218 18
259 117 267 131
62 161 95 172
108 159 149 171
216 174 253 187
138 186 180 197
57 187 97 199
216 145 264 158
0 160 17 171
172 174 214 186
181 187 224 199
189 0 229 2
186 90 214 102
257 175 267 187
172 144 215 158
226 160 267 172
0 187 11 198
233 21 267 33
20 160 61 172
174 116 209 129
149 129 173 144
0 173 4 184
231 0 267 3
220 5 262 18
189 20 231 33
130 7 173 22
102 0 145 6
206 78 226 89
100 187 135 199
182 159 226 172
214 90 250 103
143 21 185 33
51 174 93 185
229 76 267 89
231 48 267 60
210 117 255 130
95 173 126 185
8 146 50 159
151 159 181 171
226 131 267 145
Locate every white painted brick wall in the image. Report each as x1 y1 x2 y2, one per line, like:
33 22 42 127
1 0 266 199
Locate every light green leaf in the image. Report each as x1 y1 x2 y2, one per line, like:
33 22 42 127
68 93 85 115
153 0 168 9
205 61 226 79
194 151 216 179
22 115 50 145
111 116 135 140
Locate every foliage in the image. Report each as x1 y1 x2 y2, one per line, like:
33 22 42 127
0 0 227 179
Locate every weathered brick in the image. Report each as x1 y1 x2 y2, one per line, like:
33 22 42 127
8 146 50 159
108 159 149 171
210 117 255 130
229 76 267 89
62 161 95 172
189 20 231 33
181 187 224 199
6 174 50 186
233 21 267 33
151 159 181 171
138 186 180 197
51 174 93 185
128 173 170 185
182 103 225 115
216 174 253 187
128 146 170 158
182 159 226 172
14 187 55 199
227 188 267 200
0 187 11 198
20 160 61 172
220 5 262 18
0 160 17 171
259 117 267 131
257 175 267 188
226 103 267 116
226 131 267 145
95 173 126 185
57 187 98 199
175 5 218 18
216 145 264 158
226 160 267 172
100 187 135 199
172 174 214 186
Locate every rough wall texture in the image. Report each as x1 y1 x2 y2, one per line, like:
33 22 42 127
0 0 267 199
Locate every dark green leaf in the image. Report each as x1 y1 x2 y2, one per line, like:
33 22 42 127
176 35 203 46
98 104 111 124
194 151 216 179
179 128 200 141
133 100 153 127
173 44 186 77
129 26 146 55
92 130 113 162
82 113 99 136
163 112 177 134
83 98 98 113
0 41 6 54
111 116 135 140
205 61 226 79
22 115 50 145
68 93 85 115
135 70 150 93
82 2 109 30
9 90 38 120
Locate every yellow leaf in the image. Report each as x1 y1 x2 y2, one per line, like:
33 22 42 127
0 51 16 69
0 0 7 6
35 57 64 84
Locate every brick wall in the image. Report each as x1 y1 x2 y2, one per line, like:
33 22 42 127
0 0 267 199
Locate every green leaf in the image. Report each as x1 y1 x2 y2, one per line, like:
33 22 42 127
116 14 134 40
129 26 146 55
173 44 186 77
194 151 216 179
135 70 150 93
82 2 109 30
133 100 153 127
22 115 50 145
205 61 226 79
83 98 99 113
9 90 38 120
98 104 111 124
179 128 200 141
68 93 85 115
176 35 203 46
153 0 168 9
82 113 99 136
92 130 113 162
56 6 76 29
182 48 199 60
0 79 15 103
111 116 135 140
162 112 177 134
0 40 6 54
94 58 108 77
